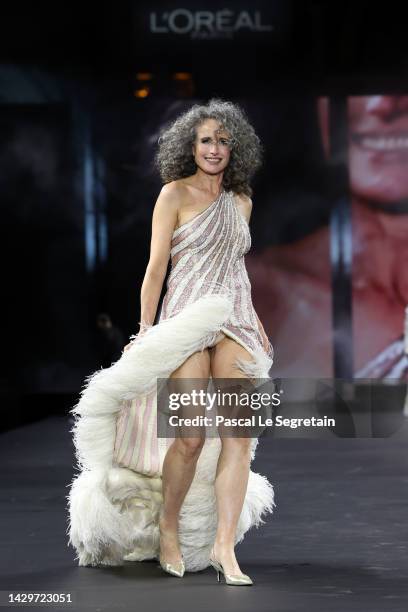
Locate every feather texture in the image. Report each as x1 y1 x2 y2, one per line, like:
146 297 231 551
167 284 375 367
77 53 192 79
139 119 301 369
67 293 275 571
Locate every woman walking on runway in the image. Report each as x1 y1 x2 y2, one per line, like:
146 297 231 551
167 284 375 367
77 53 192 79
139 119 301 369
68 98 275 586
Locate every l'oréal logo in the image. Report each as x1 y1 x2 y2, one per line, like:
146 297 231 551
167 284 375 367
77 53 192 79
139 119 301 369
149 9 274 39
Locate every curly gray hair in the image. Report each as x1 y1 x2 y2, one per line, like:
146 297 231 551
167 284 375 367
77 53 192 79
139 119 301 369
155 98 262 196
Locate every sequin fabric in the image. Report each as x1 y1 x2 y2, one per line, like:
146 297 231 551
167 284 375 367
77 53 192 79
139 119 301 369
159 189 270 356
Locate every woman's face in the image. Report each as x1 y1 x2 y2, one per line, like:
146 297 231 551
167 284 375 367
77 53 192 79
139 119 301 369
348 96 408 203
317 95 408 203
192 118 232 176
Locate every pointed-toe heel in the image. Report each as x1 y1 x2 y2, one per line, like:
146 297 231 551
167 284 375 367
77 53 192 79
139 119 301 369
209 550 253 586
159 555 185 578
158 512 185 578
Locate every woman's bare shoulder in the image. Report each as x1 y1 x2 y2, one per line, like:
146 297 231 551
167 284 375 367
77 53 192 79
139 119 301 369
154 181 189 221
160 179 189 202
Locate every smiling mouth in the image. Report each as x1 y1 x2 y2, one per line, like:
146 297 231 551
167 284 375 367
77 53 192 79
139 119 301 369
351 132 408 151
205 157 222 163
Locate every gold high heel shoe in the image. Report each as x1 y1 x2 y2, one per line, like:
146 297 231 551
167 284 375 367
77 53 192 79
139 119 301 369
159 554 185 578
158 516 185 578
209 548 253 586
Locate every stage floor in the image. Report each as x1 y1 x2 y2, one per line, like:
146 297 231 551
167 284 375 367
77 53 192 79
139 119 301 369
1 415 407 612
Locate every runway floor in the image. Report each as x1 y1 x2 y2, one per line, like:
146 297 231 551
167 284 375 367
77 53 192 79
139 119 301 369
1 414 407 612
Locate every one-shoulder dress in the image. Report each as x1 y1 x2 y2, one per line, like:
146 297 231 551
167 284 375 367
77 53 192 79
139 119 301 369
67 188 275 572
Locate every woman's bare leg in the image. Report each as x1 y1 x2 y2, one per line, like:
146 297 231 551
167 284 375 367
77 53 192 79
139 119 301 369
159 349 210 565
210 336 254 576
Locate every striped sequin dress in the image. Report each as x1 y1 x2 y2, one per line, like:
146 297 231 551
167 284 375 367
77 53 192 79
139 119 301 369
160 188 273 358
68 187 275 573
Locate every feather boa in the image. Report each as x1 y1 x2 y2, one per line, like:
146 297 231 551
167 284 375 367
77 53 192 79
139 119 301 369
67 294 275 571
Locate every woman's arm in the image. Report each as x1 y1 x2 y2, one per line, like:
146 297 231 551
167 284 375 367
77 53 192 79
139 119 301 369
139 183 179 330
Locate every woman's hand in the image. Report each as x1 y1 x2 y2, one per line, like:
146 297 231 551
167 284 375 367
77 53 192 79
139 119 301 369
123 341 134 352
123 324 151 352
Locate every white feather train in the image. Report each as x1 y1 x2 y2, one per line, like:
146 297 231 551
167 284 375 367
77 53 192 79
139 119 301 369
67 293 276 571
